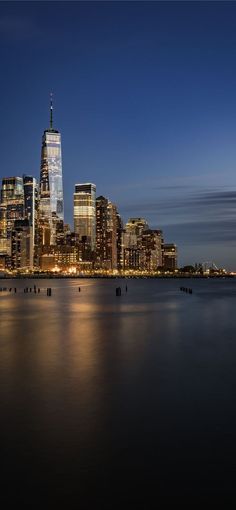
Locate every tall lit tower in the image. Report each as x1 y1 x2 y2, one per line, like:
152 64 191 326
39 94 64 243
96 196 118 269
23 175 38 266
74 183 96 251
0 177 24 255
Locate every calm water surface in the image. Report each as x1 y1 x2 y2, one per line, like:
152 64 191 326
1 278 236 504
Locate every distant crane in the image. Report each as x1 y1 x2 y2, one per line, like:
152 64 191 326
202 261 219 272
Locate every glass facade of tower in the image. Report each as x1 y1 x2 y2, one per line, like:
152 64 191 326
23 175 38 266
1 177 23 203
96 195 118 269
0 177 24 255
23 176 38 227
39 129 64 223
74 183 96 251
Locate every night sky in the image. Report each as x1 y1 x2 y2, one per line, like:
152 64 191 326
1 1 236 268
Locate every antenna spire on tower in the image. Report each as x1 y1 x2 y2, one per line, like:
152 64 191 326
50 92 53 130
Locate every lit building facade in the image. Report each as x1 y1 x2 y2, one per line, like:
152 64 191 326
96 195 108 266
0 204 8 254
122 222 163 272
96 196 118 269
116 213 124 270
0 177 24 255
107 201 118 269
126 217 149 237
74 183 96 251
124 217 149 251
123 247 141 270
11 219 33 270
23 175 38 266
163 243 178 270
23 176 38 227
39 97 64 244
40 245 78 270
139 229 163 271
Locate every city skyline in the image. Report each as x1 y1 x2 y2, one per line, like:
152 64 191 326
1 1 236 268
0 90 179 274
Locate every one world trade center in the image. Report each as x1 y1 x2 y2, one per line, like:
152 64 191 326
39 95 64 243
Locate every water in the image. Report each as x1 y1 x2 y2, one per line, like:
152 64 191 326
1 278 236 504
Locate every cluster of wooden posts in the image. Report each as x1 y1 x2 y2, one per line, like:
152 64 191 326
0 285 53 295
1 283 193 298
0 285 84 296
180 286 193 294
24 285 41 294
0 287 17 293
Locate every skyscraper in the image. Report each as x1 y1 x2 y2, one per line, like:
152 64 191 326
0 177 24 255
140 229 163 271
1 177 24 204
23 176 38 226
116 212 124 270
23 175 38 266
39 95 64 244
123 217 149 253
96 195 109 266
11 219 33 270
74 183 96 251
96 196 118 269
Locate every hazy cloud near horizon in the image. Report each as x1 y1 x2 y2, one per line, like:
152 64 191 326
120 187 236 223
119 186 236 267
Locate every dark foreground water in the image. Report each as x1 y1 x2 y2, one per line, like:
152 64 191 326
1 277 236 505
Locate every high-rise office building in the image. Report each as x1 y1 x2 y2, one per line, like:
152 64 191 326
124 217 149 250
74 183 96 251
39 95 64 244
1 177 24 204
107 201 118 269
116 212 124 270
123 220 162 272
11 219 33 270
140 229 163 271
23 175 38 265
96 196 118 269
0 204 7 254
96 195 108 265
0 177 24 255
23 176 38 226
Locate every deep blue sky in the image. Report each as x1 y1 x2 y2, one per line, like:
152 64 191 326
1 1 236 268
